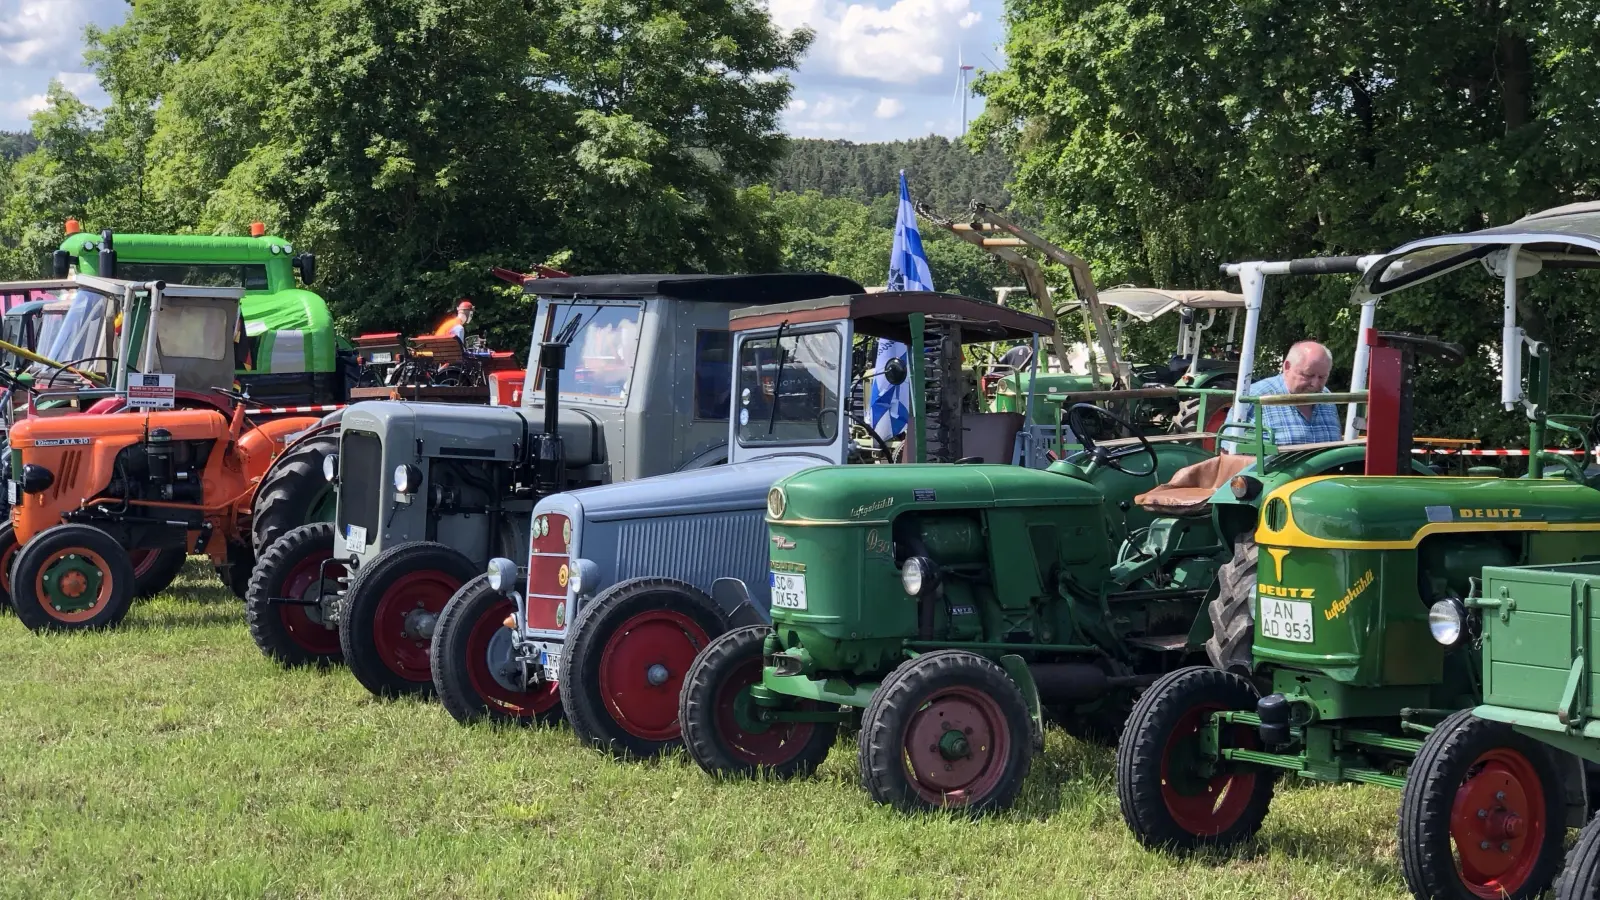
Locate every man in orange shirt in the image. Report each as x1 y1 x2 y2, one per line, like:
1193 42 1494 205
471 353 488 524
434 299 474 342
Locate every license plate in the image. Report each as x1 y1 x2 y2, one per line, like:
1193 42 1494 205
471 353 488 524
344 524 367 555
5 481 14 505
370 351 393 364
770 571 807 610
1259 597 1313 643
537 643 563 682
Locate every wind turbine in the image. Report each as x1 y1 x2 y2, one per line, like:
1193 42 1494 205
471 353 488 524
952 48 975 136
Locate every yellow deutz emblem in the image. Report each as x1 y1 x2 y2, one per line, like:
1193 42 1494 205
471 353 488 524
557 564 569 588
1267 547 1290 581
1457 508 1523 519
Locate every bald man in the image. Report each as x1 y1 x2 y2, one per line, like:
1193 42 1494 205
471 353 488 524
1228 341 1342 450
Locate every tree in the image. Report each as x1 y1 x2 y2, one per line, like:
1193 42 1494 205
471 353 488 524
976 0 1600 444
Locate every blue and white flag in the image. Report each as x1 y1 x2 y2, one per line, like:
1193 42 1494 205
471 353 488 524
868 170 935 440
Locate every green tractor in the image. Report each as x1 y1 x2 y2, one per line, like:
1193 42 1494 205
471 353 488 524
1116 204 1600 900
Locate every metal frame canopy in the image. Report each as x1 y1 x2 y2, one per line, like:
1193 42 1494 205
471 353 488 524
1357 201 1600 412
727 290 1058 344
521 272 865 304
1096 287 1245 322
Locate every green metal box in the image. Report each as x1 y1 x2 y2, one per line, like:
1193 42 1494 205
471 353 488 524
1479 561 1600 733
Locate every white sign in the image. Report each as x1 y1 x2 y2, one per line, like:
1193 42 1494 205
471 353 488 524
770 571 808 610
127 373 176 409
343 524 368 555
1259 597 1314 643
6 480 15 505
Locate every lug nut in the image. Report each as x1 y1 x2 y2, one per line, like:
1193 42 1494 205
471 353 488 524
1501 842 1511 852
1496 791 1506 801
1478 809 1488 818
1480 841 1490 850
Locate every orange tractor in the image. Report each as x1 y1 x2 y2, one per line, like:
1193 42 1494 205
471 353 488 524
1 278 318 631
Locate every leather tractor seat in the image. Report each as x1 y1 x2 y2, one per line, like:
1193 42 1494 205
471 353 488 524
1133 453 1254 517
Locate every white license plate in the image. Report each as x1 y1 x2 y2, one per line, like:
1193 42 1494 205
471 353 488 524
344 524 367 555
370 351 393 364
5 481 14 505
1259 597 1314 643
537 643 563 682
771 572 807 610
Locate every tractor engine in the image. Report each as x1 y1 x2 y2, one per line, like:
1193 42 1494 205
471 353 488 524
104 428 213 504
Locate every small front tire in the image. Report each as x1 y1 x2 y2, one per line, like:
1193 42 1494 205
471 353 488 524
10 524 137 632
432 574 563 726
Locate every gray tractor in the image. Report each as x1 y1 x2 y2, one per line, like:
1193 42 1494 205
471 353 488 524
431 290 1058 752
244 273 863 699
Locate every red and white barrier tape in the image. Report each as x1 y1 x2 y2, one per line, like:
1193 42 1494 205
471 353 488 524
245 404 347 415
1411 447 1587 456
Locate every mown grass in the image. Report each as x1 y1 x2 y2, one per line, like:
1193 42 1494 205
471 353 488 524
0 561 1416 900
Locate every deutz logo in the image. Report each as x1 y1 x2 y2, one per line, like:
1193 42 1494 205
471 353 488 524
1259 584 1315 599
1267 547 1290 582
1457 508 1522 519
771 535 795 550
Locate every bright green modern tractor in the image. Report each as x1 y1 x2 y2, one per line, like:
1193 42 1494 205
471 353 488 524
1117 204 1600 900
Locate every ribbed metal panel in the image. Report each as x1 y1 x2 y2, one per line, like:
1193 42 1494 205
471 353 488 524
612 509 769 603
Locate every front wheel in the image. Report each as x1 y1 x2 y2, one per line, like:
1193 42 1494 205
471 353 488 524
679 625 835 780
432 574 563 726
858 650 1034 814
1116 665 1275 852
0 521 19 611
9 524 137 632
1558 812 1600 900
342 542 479 699
1399 709 1564 900
245 522 346 667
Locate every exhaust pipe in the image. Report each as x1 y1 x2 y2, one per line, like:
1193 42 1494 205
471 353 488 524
1029 664 1158 702
534 338 566 495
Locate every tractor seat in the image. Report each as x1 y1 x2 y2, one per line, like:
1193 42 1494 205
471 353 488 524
1133 453 1254 517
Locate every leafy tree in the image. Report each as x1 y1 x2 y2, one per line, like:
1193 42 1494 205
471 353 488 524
976 0 1600 444
768 136 1013 213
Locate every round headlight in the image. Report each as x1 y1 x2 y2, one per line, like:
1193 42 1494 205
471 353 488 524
767 487 787 519
323 453 338 483
568 566 584 595
486 557 518 593
901 557 927 596
535 516 547 538
394 464 421 493
1428 598 1465 645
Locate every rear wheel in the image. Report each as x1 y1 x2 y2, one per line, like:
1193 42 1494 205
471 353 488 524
858 650 1034 813
679 625 836 779
341 542 477 698
433 574 563 726
10 524 137 632
559 577 727 758
1558 813 1600 900
1205 533 1258 675
245 523 346 667
215 541 254 601
1399 709 1565 900
1117 665 1275 852
130 547 188 599
0 521 19 611
1175 376 1236 452
251 430 338 554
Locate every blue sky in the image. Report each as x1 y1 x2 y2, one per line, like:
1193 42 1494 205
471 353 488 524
0 0 1004 143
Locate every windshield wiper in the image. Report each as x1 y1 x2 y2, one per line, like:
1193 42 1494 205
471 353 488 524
766 320 791 436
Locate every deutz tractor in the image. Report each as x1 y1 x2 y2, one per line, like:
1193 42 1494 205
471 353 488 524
1117 204 1600 900
5 279 319 631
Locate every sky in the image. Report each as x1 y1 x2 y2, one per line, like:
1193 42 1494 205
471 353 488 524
0 0 1004 143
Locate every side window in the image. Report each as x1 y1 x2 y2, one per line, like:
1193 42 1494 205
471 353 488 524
695 330 732 420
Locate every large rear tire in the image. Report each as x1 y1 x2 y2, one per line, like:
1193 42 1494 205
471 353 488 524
131 547 188 599
433 574 564 726
1558 812 1600 900
341 541 478 699
0 521 19 612
559 577 727 758
1205 533 1258 675
10 524 138 632
245 523 346 667
251 430 339 554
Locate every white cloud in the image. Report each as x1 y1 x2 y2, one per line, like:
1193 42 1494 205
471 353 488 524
874 97 904 119
785 92 869 136
55 71 99 96
0 0 101 67
2 92 47 121
768 0 984 86
786 97 809 114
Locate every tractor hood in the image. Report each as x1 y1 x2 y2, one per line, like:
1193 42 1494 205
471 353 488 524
339 400 600 467
773 463 1104 524
1258 475 1600 548
541 455 822 523
11 408 226 446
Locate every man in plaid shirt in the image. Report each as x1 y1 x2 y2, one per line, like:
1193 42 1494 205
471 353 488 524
1227 341 1341 451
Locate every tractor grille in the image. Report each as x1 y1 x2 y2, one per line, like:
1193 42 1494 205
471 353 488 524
49 450 85 501
338 430 383 543
525 513 570 630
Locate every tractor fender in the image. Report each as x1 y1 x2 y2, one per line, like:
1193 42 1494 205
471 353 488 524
676 442 728 471
256 414 344 490
238 416 324 483
710 577 765 628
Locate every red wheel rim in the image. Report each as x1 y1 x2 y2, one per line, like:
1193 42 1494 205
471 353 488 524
712 656 816 765
34 546 115 624
0 533 17 595
129 549 160 579
1448 747 1548 898
465 595 559 718
1202 403 1233 453
278 550 344 656
596 609 711 741
900 685 1011 806
1159 702 1260 836
371 570 460 682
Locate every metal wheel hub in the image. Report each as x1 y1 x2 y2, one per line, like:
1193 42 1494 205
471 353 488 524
646 663 670 686
484 625 524 692
43 554 104 613
403 607 439 641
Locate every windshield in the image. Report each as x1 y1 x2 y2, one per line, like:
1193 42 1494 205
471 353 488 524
115 262 270 291
736 329 842 446
537 302 643 400
36 289 111 374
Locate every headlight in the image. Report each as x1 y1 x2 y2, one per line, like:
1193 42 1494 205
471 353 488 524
486 557 518 593
901 556 936 597
767 487 787 518
394 464 421 493
19 463 54 494
568 565 584 595
323 453 338 483
534 516 547 538
1428 598 1465 645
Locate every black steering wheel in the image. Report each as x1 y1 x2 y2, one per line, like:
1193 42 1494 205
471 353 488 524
44 356 118 388
1064 402 1159 477
211 385 253 407
1375 332 1466 368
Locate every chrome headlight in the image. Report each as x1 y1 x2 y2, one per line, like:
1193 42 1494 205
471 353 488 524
767 487 787 518
1428 598 1465 646
394 464 421 493
534 515 547 539
901 556 936 597
486 557 518 593
568 565 584 595
323 453 338 483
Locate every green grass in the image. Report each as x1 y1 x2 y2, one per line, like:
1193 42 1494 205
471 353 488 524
0 561 1413 900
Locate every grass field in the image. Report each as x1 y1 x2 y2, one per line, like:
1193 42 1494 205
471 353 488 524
0 561 1419 900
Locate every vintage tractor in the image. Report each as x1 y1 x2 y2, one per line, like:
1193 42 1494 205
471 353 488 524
4 279 319 631
244 273 864 695
1117 204 1600 900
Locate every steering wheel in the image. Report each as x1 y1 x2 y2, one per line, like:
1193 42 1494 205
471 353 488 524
1064 403 1159 477
44 356 119 388
1375 332 1466 368
211 385 253 407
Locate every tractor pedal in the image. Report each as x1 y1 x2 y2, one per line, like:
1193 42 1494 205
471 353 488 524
1126 634 1189 653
